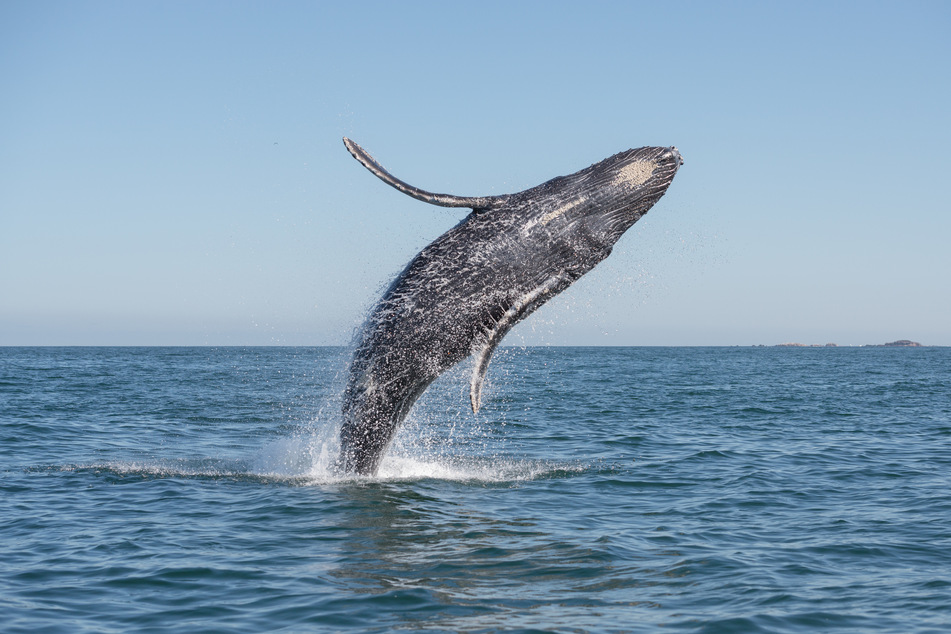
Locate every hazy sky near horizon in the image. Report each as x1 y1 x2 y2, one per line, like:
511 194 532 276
2 1 949 346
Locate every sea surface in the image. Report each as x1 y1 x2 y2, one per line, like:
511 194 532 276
2 346 950 633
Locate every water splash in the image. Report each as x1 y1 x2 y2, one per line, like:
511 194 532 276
52 432 581 486
250 421 576 484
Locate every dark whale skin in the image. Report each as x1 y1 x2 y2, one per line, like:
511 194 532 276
339 139 683 474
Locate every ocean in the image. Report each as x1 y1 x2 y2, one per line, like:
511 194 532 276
2 346 949 632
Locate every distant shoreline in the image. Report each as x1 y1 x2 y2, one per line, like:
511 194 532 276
768 339 923 348
0 342 941 348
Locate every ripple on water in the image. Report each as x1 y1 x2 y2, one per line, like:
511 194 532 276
2 347 951 633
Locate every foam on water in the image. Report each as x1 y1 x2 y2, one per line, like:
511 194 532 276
56 428 577 486
252 430 582 483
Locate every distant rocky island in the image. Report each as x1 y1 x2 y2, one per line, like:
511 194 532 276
870 340 923 347
771 340 923 348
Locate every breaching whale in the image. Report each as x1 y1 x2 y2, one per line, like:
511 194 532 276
338 138 683 475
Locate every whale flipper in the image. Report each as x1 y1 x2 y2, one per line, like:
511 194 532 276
470 276 570 413
344 137 506 210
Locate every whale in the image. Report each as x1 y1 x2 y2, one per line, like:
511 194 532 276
338 138 683 474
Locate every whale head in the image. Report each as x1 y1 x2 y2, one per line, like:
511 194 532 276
507 145 683 264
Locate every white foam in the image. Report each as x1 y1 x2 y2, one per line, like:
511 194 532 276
252 433 569 485
64 404 583 486
63 448 581 486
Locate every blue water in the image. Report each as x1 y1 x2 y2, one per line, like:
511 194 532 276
2 346 950 632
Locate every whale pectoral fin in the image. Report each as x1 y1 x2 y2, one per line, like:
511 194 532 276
343 138 506 210
469 276 571 413
470 338 500 414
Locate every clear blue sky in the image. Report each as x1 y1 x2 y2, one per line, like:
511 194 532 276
2 1 949 346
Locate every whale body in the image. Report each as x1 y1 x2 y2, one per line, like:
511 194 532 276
338 138 683 474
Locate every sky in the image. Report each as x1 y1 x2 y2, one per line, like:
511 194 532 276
1 1 949 346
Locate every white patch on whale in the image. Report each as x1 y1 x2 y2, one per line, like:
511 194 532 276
614 160 656 189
